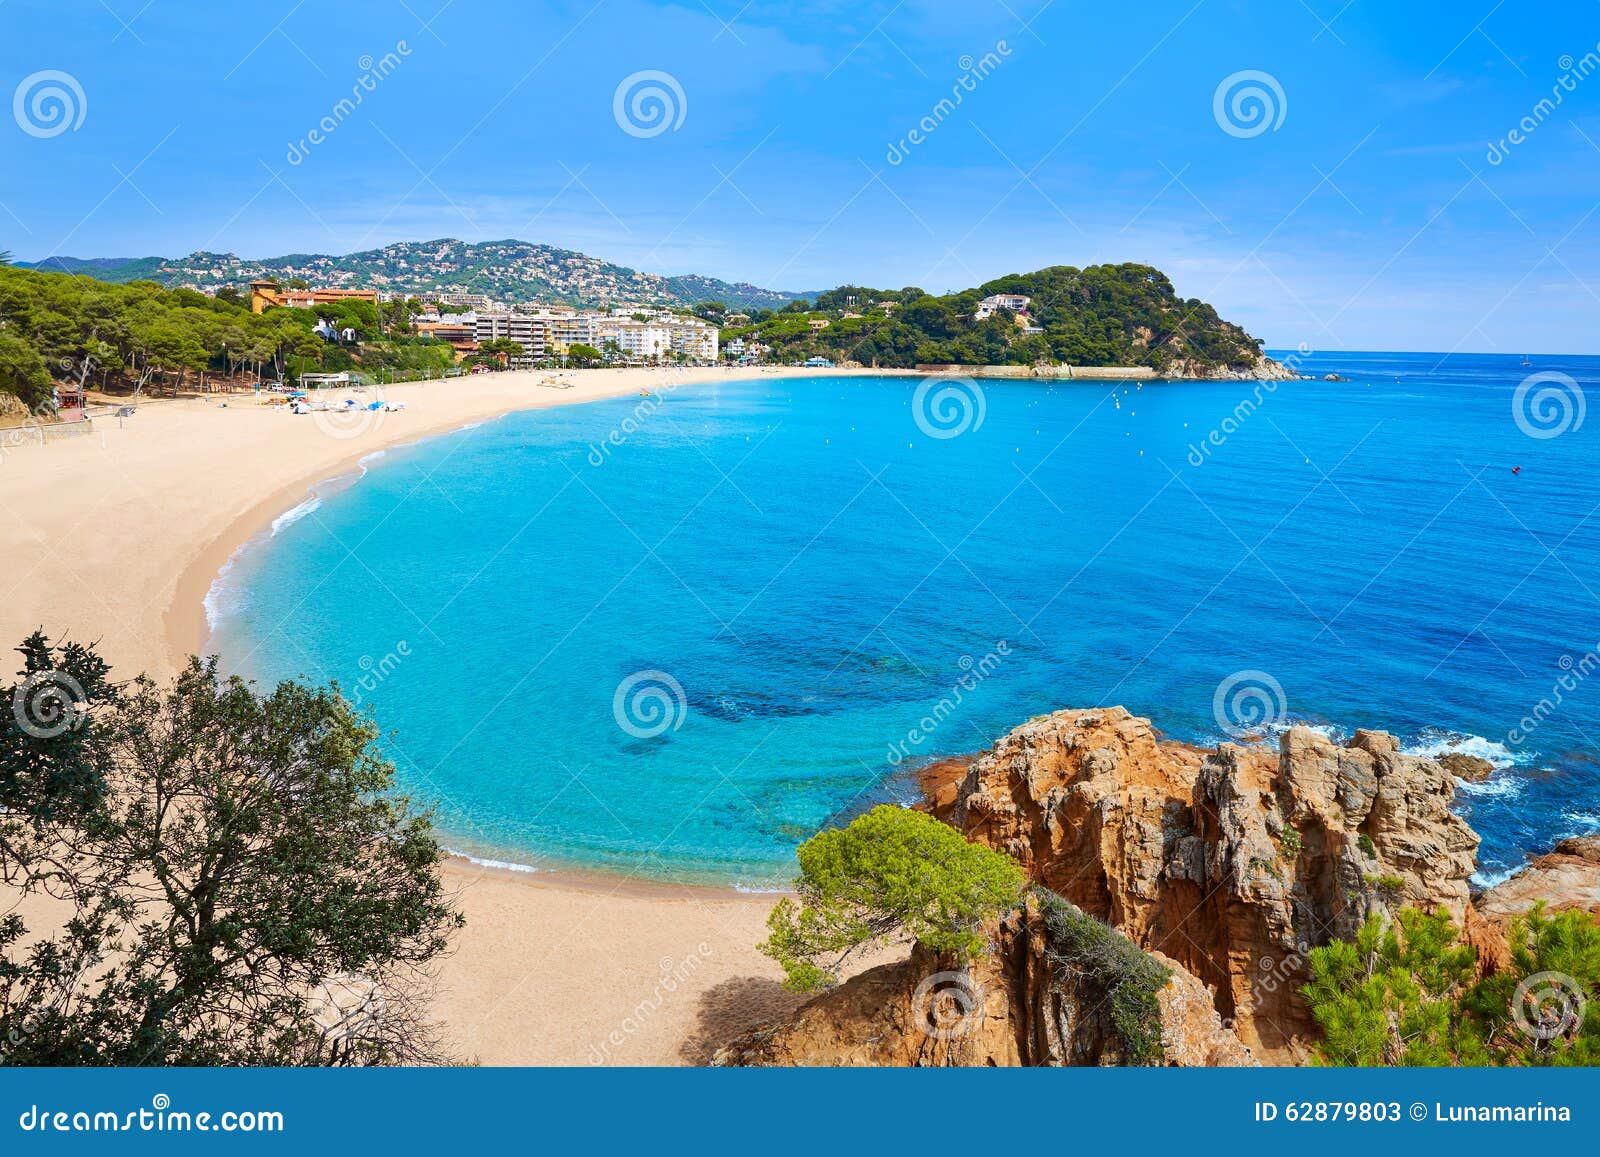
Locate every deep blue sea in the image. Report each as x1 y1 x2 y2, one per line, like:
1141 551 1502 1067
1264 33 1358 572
206 352 1600 888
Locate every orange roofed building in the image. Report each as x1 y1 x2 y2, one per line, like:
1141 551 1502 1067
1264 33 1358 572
249 279 378 314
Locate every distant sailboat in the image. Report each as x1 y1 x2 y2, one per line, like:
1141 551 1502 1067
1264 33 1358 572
1522 355 1533 366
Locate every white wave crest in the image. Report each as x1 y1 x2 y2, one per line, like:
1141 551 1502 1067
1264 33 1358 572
450 851 542 874
270 495 322 535
1403 729 1522 771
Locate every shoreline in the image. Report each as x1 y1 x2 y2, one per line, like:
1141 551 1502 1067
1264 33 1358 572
165 366 877 679
0 364 889 1064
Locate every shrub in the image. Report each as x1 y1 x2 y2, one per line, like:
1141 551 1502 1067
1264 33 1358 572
1036 889 1171 1064
1303 904 1600 1066
760 805 1025 991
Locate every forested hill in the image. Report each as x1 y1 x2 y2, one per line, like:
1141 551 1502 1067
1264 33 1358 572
21 239 806 312
717 264 1273 374
0 259 1281 409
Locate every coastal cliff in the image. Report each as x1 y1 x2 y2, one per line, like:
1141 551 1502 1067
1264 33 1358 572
938 709 1481 1058
715 891 1252 1067
720 706 1557 1067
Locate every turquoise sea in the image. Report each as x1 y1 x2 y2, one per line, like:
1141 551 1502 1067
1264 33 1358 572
206 353 1600 888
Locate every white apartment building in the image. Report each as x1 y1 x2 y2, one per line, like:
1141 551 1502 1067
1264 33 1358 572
473 312 547 362
539 312 603 352
663 318 718 362
474 306 719 363
598 321 674 361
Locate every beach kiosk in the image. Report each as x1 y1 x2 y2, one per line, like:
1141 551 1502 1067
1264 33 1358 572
296 372 359 412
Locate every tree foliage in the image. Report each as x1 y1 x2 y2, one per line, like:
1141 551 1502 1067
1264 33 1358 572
0 632 462 1065
0 264 447 402
760 805 1025 992
723 263 1268 372
1303 905 1600 1066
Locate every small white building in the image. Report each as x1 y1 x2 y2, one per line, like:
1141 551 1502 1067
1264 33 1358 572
974 293 1031 320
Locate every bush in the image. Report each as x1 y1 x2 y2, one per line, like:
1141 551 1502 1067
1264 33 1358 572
1303 905 1600 1066
760 805 1025 991
1036 889 1171 1064
0 632 462 1065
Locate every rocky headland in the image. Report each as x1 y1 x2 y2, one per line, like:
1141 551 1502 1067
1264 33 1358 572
717 707 1599 1066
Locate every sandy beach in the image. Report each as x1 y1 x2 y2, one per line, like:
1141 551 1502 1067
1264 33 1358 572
0 365 877 1064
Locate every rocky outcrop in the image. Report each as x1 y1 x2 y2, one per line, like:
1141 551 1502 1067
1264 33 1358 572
936 709 1479 1059
0 392 34 428
715 895 1251 1067
1169 355 1297 381
1438 752 1495 782
724 707 1499 1067
1478 836 1600 923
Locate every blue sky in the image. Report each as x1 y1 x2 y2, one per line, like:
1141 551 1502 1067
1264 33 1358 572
2 0 1598 352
